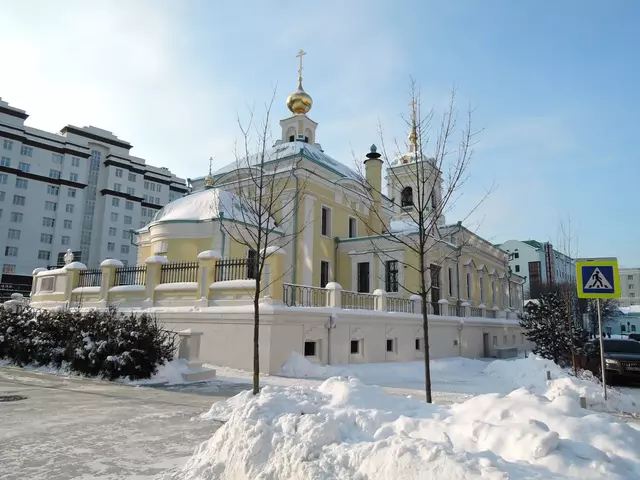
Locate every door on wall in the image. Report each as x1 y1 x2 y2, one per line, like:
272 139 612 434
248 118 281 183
430 264 441 315
483 333 490 357
357 262 370 293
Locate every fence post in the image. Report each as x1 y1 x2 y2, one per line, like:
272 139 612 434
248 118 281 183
261 246 286 303
478 303 487 318
63 262 87 307
373 289 387 311
438 298 450 316
326 282 342 308
178 329 216 381
460 301 471 317
496 306 506 319
144 256 168 307
409 294 421 314
197 250 222 303
100 259 123 304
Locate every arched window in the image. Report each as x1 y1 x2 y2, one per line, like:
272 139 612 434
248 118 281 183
401 187 413 207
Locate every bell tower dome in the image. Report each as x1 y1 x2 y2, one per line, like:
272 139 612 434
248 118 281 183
279 49 318 145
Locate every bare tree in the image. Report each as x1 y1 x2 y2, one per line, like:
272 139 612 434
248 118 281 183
211 90 310 395
349 80 487 403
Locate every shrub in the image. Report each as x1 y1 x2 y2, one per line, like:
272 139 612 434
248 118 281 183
0 305 176 380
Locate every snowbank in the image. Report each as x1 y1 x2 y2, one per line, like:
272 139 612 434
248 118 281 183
179 378 640 479
485 355 639 413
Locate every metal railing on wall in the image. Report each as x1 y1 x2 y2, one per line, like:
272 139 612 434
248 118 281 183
282 283 328 307
78 269 102 287
387 296 414 314
214 258 257 282
160 262 199 284
114 266 147 286
341 290 377 311
470 306 483 317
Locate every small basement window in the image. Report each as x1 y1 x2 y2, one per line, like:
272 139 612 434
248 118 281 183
350 339 360 354
386 339 394 352
304 341 316 357
415 338 421 351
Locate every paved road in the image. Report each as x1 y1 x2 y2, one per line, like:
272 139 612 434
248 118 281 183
0 367 244 479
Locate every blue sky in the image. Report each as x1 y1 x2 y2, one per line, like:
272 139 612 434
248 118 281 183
1 1 638 264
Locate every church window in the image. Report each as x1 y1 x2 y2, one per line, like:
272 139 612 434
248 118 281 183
431 192 437 209
357 262 370 293
385 260 398 292
247 249 258 279
348 217 357 238
448 267 454 297
466 273 471 298
304 136 309 143
320 260 330 287
321 206 331 236
289 135 295 142
401 187 413 207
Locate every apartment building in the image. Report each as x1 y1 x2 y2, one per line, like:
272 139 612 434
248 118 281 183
0 97 187 277
618 268 640 306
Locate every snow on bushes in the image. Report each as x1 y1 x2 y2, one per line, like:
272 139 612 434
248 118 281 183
0 306 176 380
179 378 640 479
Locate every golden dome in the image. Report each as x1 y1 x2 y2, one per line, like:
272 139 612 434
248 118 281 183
204 174 214 187
286 87 312 115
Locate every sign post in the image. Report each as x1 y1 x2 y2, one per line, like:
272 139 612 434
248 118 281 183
576 257 621 402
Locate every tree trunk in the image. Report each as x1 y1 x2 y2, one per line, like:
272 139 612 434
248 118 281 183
252 280 260 395
420 256 432 403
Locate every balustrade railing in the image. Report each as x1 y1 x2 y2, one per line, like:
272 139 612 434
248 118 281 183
214 258 257 282
160 262 199 284
342 290 376 310
114 266 147 286
282 283 328 307
387 296 414 314
486 309 497 319
429 301 441 316
78 269 102 287
453 304 465 317
470 306 483 317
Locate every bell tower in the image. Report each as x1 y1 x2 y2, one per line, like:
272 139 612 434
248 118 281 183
279 49 318 144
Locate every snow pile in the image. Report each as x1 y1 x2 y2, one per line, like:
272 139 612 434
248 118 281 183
485 355 639 413
278 351 331 378
178 378 640 479
119 358 190 385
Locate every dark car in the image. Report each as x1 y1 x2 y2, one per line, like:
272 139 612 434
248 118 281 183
628 333 640 342
585 339 640 382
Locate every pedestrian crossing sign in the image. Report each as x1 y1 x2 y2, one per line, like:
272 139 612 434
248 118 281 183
576 257 620 299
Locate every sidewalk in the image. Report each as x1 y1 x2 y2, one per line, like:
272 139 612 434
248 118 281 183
0 366 241 480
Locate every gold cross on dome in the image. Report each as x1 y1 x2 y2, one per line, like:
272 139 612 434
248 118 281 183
296 49 306 84
208 156 213 175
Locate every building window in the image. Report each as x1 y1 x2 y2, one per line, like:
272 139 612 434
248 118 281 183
47 185 60 196
348 217 357 238
357 262 370 293
10 212 23 223
246 249 258 279
128 173 136 182
529 261 542 288
493 335 497 346
513 252 519 259
385 260 399 292
401 186 413 207
127 187 135 196
19 160 31 171
320 260 330 287
515 265 520 273
49 169 61 179
386 338 395 353
20 146 33 157
61 236 70 245
7 229 20 240
68 188 77 198
38 250 51 260
0 156 10 166
52 154 64 164
64 220 72 229
3 139 13 150
115 168 123 178
40 233 53 244
480 277 485 302
124 215 132 225
15 178 28 189
12 195 25 206
157 184 161 192
114 183 122 192
122 230 131 240
350 339 360 355
466 273 471 298
448 267 454 297
42 217 55 227
304 341 316 357
0 174 7 184
121 245 129 254
321 206 331 236
629 284 635 290
0 191 4 201
491 280 496 303
107 242 115 252
45 201 57 211
144 181 149 190
125 201 133 210
109 227 117 236
415 338 422 351
112 197 120 207
72 157 80 167
3 264 16 274
431 192 437 209
111 212 118 221
69 173 79 182
5 246 18 257
65 204 74 213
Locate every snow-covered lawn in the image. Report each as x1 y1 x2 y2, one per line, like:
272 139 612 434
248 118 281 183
176 377 640 479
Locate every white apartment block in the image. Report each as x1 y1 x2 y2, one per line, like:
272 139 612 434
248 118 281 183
498 239 575 297
618 268 640 307
0 98 188 277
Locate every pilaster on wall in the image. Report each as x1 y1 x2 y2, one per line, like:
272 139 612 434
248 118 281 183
144 256 168 306
100 259 123 304
300 195 316 286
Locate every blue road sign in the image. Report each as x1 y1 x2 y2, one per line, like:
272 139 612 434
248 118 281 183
576 258 620 299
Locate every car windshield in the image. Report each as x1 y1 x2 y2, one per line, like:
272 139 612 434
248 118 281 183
604 340 640 354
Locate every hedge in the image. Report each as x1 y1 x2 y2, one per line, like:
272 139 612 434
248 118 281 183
0 306 176 380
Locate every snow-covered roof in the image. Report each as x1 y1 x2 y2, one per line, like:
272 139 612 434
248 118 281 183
149 188 278 230
212 141 364 183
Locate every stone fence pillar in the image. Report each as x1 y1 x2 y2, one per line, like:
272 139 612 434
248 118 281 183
409 294 421 314
144 256 168 306
326 282 342 308
438 298 450 316
373 289 387 311
460 301 471 317
478 303 487 318
63 261 87 306
100 259 123 304
197 250 222 301
261 246 286 303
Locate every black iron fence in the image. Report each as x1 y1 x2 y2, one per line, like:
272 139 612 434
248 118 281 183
78 269 102 287
114 266 147 286
160 262 199 284
283 283 328 307
214 258 257 282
